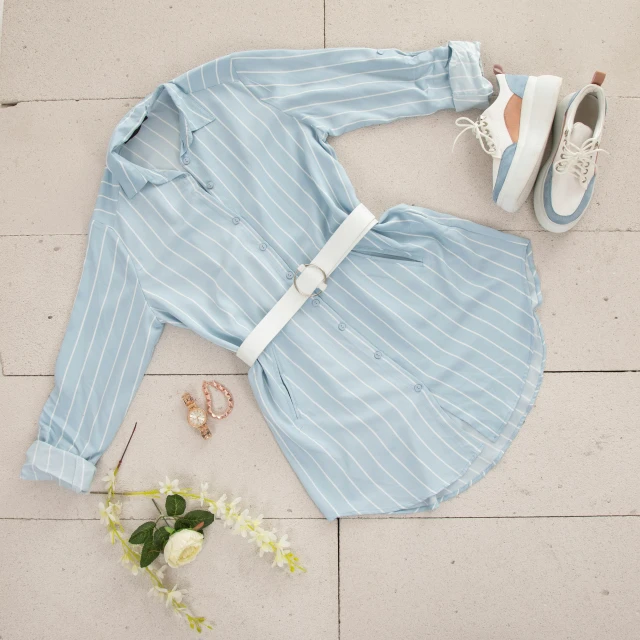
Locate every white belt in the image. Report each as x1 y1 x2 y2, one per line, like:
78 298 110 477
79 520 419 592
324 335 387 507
237 203 377 367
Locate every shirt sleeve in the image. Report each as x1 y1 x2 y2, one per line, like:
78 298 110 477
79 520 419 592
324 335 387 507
231 41 493 137
20 218 164 493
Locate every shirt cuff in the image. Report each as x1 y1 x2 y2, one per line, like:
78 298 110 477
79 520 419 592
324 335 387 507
20 440 96 493
446 41 493 111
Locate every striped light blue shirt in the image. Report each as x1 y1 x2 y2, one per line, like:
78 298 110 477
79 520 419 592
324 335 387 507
21 41 545 520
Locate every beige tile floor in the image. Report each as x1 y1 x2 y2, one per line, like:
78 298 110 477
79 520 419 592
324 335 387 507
1 1 639 638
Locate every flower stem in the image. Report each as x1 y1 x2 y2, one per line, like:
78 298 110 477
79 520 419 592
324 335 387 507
116 422 138 471
117 490 162 497
151 499 173 528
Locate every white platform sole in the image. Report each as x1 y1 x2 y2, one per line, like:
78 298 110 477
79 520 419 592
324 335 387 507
533 94 582 233
496 75 563 213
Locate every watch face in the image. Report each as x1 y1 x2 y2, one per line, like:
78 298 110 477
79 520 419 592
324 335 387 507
188 407 207 427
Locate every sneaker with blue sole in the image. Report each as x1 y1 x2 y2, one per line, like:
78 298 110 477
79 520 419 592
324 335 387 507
533 72 608 233
454 65 563 213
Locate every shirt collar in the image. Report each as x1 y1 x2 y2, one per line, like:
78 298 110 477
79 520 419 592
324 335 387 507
106 82 216 198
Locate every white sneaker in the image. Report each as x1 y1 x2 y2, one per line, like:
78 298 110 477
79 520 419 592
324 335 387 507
454 65 563 213
533 73 608 233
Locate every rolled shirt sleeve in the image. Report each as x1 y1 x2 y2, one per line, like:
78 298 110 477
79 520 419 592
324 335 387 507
21 218 164 492
231 40 493 136
445 41 494 111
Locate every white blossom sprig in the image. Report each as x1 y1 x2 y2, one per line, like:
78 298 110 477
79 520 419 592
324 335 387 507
101 468 212 633
99 466 306 634
122 481 306 574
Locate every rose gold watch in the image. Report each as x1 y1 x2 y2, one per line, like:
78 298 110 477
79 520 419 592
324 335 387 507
182 393 212 440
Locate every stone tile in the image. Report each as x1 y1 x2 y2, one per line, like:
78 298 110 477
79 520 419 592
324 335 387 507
332 97 633 232
0 518 337 640
2 232 638 376
0 97 633 235
2 372 321 519
340 517 640 640
326 0 640 97
0 100 134 235
0 0 324 102
413 372 640 517
532 230 640 370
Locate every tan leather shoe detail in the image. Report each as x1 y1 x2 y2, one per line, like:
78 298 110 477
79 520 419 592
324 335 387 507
504 93 522 142
591 71 606 86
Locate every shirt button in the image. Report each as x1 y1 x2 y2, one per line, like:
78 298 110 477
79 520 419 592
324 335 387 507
259 242 268 251
232 217 241 225
414 383 423 392
374 351 382 359
182 155 191 165
312 298 320 307
338 322 346 331
286 271 294 280
205 181 214 190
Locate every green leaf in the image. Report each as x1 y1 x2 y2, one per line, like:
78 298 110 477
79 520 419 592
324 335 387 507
186 509 215 527
175 509 214 531
140 538 161 568
165 494 186 517
174 518 191 532
153 526 171 550
128 521 156 545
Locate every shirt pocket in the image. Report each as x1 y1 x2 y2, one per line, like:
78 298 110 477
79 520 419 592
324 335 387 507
271 345 301 420
354 246 425 267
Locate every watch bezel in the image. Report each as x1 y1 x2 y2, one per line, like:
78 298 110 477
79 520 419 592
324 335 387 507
187 406 207 427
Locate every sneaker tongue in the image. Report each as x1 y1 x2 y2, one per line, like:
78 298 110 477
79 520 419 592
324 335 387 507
570 122 594 146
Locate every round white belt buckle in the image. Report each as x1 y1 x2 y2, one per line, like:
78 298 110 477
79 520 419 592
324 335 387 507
293 263 327 298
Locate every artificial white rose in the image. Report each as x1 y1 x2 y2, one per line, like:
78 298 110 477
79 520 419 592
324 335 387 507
163 529 204 568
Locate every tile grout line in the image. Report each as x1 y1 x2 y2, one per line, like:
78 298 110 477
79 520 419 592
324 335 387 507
3 231 640 238
361 514 640 520
0 516 328 521
4 371 640 378
1 97 146 105
337 517 341 640
543 370 640 374
2 372 251 377
1 514 638 521
323 0 326 49
2 95 640 106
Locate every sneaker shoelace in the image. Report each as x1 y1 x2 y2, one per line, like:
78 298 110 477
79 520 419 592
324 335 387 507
554 136 609 184
452 116 498 157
